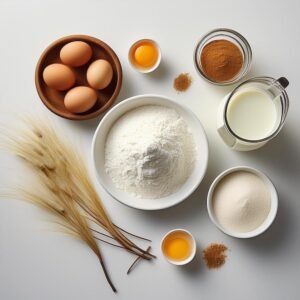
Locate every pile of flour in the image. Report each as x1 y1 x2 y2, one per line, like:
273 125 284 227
104 105 197 199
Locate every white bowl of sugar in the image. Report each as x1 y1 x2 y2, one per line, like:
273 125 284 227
91 94 209 210
207 166 278 238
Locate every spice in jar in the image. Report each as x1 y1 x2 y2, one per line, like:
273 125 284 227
203 243 228 269
200 40 243 82
173 73 192 92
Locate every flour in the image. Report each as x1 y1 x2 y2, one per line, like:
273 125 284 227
104 105 197 199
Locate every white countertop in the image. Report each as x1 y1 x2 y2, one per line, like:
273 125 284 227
1 0 300 299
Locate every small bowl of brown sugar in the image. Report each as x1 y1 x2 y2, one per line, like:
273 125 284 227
194 28 252 85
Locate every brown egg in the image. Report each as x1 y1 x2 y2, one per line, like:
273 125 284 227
43 63 75 91
64 86 97 113
60 41 92 67
87 59 113 89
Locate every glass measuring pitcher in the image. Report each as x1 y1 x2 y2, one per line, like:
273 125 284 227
217 77 289 151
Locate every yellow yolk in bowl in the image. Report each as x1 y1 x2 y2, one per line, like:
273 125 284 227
131 41 159 69
162 233 192 261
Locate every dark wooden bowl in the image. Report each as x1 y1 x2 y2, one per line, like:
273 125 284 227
35 35 122 120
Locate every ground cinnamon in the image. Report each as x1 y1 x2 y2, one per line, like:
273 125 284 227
173 73 192 92
203 243 228 269
200 40 243 82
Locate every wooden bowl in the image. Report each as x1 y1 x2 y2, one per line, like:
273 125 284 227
35 35 122 120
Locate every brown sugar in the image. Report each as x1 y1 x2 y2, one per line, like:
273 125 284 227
173 73 192 92
203 243 228 269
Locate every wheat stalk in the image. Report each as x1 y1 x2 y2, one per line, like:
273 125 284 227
18 187 116 292
1 117 155 292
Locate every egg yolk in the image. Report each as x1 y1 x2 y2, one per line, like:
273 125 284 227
163 237 191 261
133 43 158 68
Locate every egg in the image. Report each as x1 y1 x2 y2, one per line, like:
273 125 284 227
162 232 192 261
87 59 113 89
64 86 97 113
129 40 159 70
134 44 158 68
161 230 195 265
60 41 92 67
43 63 76 91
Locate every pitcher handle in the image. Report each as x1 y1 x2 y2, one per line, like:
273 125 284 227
217 125 237 147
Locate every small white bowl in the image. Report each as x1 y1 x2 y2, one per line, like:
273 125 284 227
207 166 278 238
161 229 196 266
128 39 161 73
91 94 208 210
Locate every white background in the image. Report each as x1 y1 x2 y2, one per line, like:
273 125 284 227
1 0 300 299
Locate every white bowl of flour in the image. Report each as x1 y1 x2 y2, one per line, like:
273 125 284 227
91 94 208 210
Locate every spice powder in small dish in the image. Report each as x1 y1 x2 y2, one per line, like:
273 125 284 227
200 40 243 82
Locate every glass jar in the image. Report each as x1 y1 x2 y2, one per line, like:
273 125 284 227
194 28 252 85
